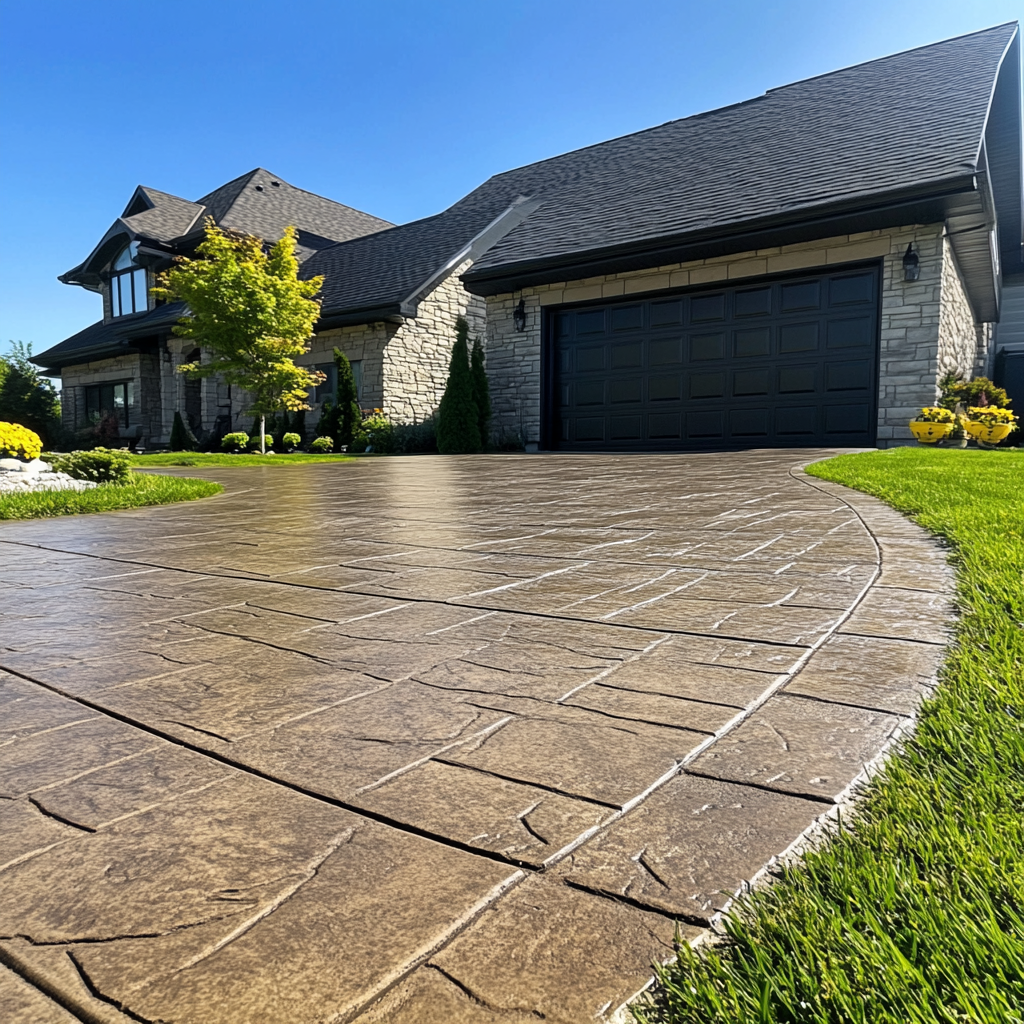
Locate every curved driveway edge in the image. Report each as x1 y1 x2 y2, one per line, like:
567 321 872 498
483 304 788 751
0 452 954 1024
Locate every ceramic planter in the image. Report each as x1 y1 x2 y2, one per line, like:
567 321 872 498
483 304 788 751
964 421 1013 447
909 420 953 444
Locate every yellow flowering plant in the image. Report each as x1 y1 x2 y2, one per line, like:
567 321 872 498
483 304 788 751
967 407 1018 431
915 407 956 424
0 422 43 460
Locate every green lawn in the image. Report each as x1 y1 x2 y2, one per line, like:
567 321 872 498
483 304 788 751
0 473 223 520
635 447 1024 1024
128 452 354 467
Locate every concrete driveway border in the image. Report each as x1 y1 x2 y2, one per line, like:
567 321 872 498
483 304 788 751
0 452 954 1024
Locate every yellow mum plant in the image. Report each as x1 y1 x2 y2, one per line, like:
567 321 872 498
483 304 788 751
915 407 956 424
0 422 43 460
967 407 1018 430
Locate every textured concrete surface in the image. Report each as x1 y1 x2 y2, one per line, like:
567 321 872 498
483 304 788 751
0 452 952 1023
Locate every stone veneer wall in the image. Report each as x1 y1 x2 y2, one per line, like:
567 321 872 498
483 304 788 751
483 224 990 447
302 259 486 425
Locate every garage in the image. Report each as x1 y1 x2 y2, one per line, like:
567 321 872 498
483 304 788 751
547 266 879 450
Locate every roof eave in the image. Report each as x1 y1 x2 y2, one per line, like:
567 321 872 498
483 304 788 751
461 176 980 296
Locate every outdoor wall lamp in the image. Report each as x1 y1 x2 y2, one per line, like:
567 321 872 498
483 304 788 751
902 243 920 282
513 297 527 332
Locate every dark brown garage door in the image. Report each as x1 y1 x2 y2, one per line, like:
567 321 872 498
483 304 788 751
549 266 879 450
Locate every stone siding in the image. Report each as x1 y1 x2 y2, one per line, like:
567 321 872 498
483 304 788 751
483 224 990 447
303 259 486 426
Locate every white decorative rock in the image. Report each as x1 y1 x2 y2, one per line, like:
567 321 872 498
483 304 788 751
0 458 24 471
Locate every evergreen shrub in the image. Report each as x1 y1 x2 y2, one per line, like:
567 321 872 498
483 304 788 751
52 448 133 484
310 436 334 453
437 317 481 454
221 431 248 452
169 411 197 451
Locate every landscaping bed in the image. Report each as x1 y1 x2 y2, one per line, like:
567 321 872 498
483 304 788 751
0 473 223 520
128 452 354 467
635 447 1024 1024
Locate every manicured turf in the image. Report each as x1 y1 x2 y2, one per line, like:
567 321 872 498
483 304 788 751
635 447 1024 1024
0 473 223 520
128 452 353 467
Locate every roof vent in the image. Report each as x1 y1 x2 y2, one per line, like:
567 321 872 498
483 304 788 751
255 184 264 191
270 180 280 187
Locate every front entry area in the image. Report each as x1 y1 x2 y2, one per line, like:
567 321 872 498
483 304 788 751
548 265 880 450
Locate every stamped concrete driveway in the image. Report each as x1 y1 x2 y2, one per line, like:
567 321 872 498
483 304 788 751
0 452 951 1024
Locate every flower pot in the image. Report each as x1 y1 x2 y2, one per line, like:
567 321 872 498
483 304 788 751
963 421 1012 446
909 420 953 444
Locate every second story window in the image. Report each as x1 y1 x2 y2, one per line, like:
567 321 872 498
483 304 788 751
110 244 148 317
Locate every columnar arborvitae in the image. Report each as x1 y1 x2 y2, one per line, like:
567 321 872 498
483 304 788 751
333 348 362 449
470 335 491 449
169 411 197 451
437 317 481 454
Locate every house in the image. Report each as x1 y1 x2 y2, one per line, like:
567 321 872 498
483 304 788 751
35 23 1023 451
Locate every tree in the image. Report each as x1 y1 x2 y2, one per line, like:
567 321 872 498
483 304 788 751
0 341 62 448
154 220 325 453
333 348 362 450
437 317 481 454
470 334 491 449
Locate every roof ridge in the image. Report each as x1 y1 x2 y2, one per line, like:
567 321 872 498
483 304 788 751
194 168 260 206
479 22 1017 191
765 21 1018 95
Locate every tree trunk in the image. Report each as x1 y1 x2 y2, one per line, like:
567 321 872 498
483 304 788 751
260 413 266 454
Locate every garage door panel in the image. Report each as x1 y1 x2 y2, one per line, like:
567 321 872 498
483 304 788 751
829 272 875 306
687 411 724 437
691 333 725 361
651 299 683 326
690 373 726 399
826 360 871 392
651 338 683 364
735 328 771 357
649 375 681 401
776 406 817 435
781 280 821 311
735 287 772 317
611 342 643 368
778 365 817 393
609 378 642 403
733 369 770 396
551 266 878 450
827 317 873 349
611 305 643 331
649 413 681 438
609 415 642 440
730 409 770 436
691 294 726 322
779 323 819 353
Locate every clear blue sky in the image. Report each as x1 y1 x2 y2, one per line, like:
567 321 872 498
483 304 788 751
1 0 1019 362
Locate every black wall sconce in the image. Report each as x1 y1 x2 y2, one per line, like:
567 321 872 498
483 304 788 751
512 297 527 332
902 243 920 282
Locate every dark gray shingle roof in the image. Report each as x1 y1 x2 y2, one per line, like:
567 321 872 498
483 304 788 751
197 169 394 258
464 22 1017 281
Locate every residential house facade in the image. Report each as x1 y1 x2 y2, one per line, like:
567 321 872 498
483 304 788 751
35 23 1023 452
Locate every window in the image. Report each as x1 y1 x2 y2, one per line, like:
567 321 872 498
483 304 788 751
311 359 363 404
109 244 148 317
312 362 336 404
83 381 132 428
